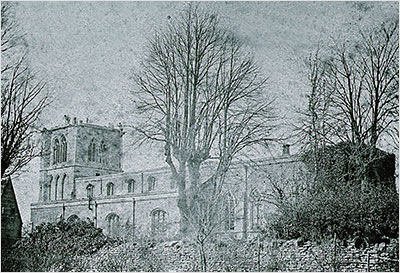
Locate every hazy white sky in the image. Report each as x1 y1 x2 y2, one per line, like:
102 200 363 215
9 1 398 224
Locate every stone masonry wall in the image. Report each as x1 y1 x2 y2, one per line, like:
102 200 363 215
276 238 399 272
72 236 398 272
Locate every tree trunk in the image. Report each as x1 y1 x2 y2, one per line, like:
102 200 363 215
177 161 189 234
188 159 201 207
199 242 207 272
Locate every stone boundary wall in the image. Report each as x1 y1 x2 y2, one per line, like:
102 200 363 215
72 237 399 272
277 238 399 272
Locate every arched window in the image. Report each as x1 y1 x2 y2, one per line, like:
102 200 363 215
60 135 67 162
106 213 120 237
60 174 66 200
151 209 167 233
43 178 51 202
39 183 43 202
147 176 156 191
127 179 135 193
53 138 60 164
99 141 106 163
250 188 261 230
224 193 235 231
87 184 94 199
46 176 53 201
54 175 59 201
88 139 96 162
67 215 79 223
106 182 114 196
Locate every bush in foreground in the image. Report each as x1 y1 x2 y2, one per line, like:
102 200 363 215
267 180 399 244
1 219 118 271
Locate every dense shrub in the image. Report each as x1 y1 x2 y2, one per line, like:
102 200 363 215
267 143 399 243
269 184 398 242
1 219 118 271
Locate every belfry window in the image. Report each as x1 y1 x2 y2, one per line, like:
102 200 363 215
88 139 96 162
60 135 67 162
99 141 106 163
53 138 60 164
106 182 114 196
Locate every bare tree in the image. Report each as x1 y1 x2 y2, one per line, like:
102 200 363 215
294 20 398 192
358 20 399 147
294 49 337 187
133 4 275 236
1 2 51 178
266 20 399 243
304 20 399 148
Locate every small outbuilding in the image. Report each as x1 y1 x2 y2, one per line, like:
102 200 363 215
1 178 23 251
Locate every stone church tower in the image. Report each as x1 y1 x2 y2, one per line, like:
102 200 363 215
32 118 181 237
38 118 123 203
32 118 300 239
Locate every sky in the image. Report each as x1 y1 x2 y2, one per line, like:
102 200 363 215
6 1 398 225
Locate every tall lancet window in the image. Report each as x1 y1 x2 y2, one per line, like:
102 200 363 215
87 184 94 199
60 135 67 162
53 138 60 164
106 182 114 196
99 140 106 163
88 139 96 162
224 193 235 231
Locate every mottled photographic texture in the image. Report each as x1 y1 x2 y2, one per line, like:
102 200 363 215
1 2 398 272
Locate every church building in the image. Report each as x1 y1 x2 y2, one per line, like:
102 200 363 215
31 118 301 238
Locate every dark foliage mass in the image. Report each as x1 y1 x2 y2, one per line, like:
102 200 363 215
1 219 118 272
301 143 396 190
268 182 398 242
267 143 399 244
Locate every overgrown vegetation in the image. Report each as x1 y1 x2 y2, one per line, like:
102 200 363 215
1 219 118 271
268 178 398 243
269 17 399 245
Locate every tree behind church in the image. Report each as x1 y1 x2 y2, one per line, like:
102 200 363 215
133 3 275 240
270 18 399 243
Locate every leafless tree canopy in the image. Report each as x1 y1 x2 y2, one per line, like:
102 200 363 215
291 20 400 203
1 2 50 178
298 20 399 150
134 4 275 236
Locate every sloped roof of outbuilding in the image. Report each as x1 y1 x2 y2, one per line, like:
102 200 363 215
1 178 11 197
